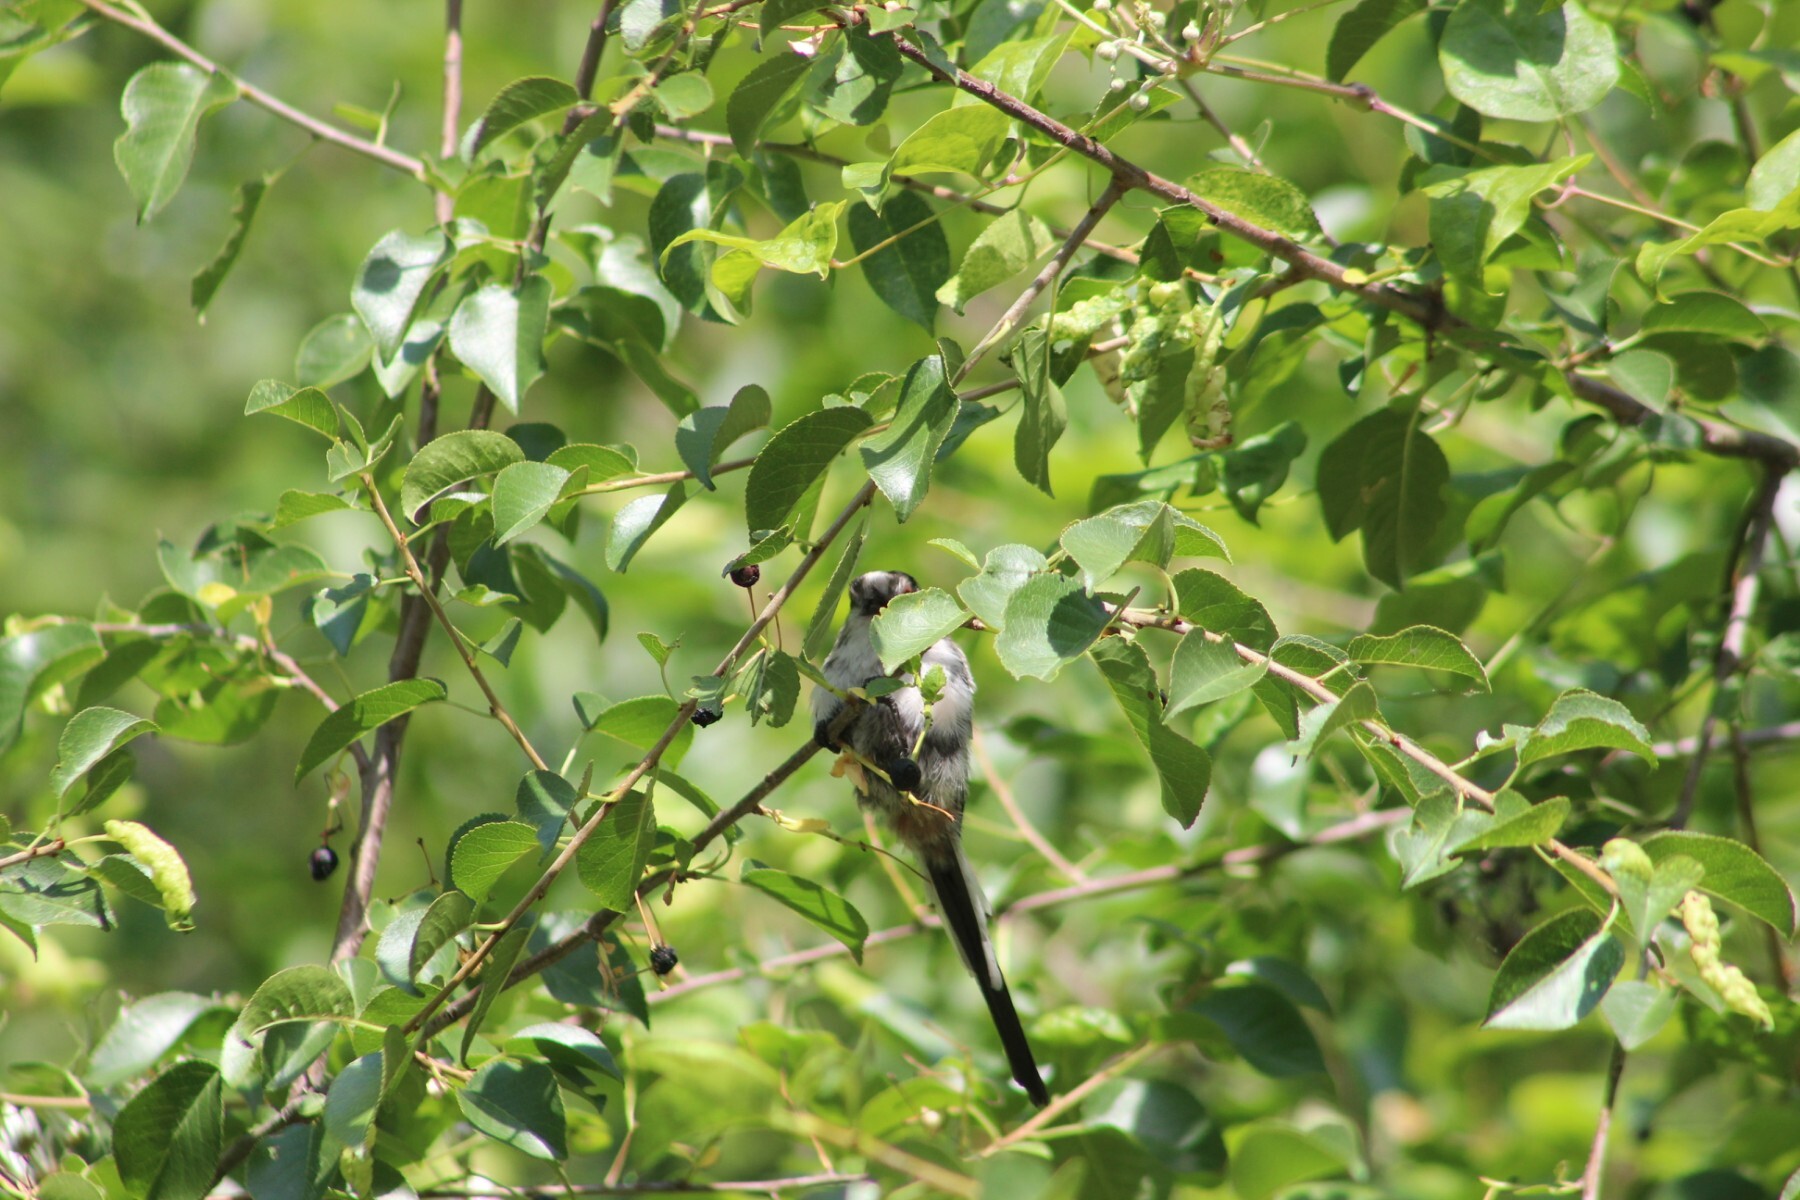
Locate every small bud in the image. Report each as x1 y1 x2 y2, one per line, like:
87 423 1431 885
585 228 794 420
1129 91 1151 111
1109 76 1129 91
729 564 761 588
310 846 339 881
1182 21 1201 40
1093 0 1112 10
691 707 722 728
1096 39 1120 60
649 944 680 975
1146 11 1166 29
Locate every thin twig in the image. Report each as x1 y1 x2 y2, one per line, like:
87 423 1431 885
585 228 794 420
0 839 66 871
1669 470 1781 829
979 1041 1158 1156
972 728 1085 883
418 1174 872 1197
575 0 622 101
1579 1043 1627 1200
73 0 426 180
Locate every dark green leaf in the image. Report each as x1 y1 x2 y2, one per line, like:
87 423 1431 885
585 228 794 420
848 190 950 331
0 621 104 756
606 482 688 572
1327 0 1427 82
1484 907 1623 1030
742 865 868 962
576 790 656 913
323 1051 383 1148
352 229 452 360
995 573 1111 681
86 992 225 1089
1189 983 1326 1076
236 965 355 1034
457 1059 568 1161
1011 326 1066 495
1643 831 1798 937
804 515 868 661
1347 625 1489 690
468 76 579 158
1315 406 1449 590
403 430 528 520
112 1061 222 1200
860 353 957 521
1165 632 1266 717
49 706 156 798
409 890 475 983
1091 638 1211 826
492 461 571 544
727 51 813 156
294 679 447 781
461 925 531 1065
191 176 268 315
745 406 873 535
587 694 692 766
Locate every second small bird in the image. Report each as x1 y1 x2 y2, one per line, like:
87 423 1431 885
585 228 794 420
811 570 1050 1106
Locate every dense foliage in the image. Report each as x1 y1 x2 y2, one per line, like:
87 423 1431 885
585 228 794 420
3 0 1800 1197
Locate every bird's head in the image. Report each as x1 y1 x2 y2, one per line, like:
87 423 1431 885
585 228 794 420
849 570 919 617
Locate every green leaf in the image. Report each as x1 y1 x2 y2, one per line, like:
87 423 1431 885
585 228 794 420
606 482 688 572
676 384 772 490
492 461 571 545
957 543 1048 630
994 573 1111 681
1327 0 1427 82
1484 907 1623 1030
352 229 452 360
86 993 226 1090
294 313 373 389
402 430 526 521
1600 979 1676 1050
457 1059 568 1161
745 406 873 535
1220 421 1307 524
651 71 712 118
1189 983 1326 1076
742 865 868 962
467 76 579 158
1165 633 1265 718
461 925 530 1065
1173 568 1276 650
409 890 475 983
1230 1121 1356 1200
1519 688 1655 767
548 442 637 482
448 820 539 904
1439 0 1619 121
323 1052 383 1149
860 353 958 522
1747 128 1800 212
244 380 339 440
506 1022 619 1106
667 201 845 280
887 103 1010 181
1424 156 1589 288
45 708 153 801
587 694 692 767
576 790 656 913
294 679 447 781
1061 500 1229 591
810 24 902 124
1637 205 1800 294
937 209 1052 313
113 63 237 223
1091 638 1211 826
0 621 104 756
1290 680 1379 758
1642 831 1798 937
727 51 813 155
448 277 551 413
1186 167 1322 242
1315 406 1449 590
848 190 951 331
112 1061 222 1200
1639 291 1767 341
1454 792 1570 852
237 965 355 1033
1011 326 1066 495
1346 625 1489 690
869 587 970 672
804 516 868 661
191 176 268 315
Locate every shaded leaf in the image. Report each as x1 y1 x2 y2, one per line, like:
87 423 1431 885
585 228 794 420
745 406 873 535
869 587 969 673
113 63 237 223
295 679 447 781
457 1059 567 1161
576 790 656 913
742 864 868 962
1485 907 1623 1030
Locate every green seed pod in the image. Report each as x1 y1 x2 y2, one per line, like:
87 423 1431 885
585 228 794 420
1679 890 1774 1028
105 819 196 932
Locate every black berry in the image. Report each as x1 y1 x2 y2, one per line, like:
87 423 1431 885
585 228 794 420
729 564 761 588
691 707 722 727
309 846 339 881
649 944 679 975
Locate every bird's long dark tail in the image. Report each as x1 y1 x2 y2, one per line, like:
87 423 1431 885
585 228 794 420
926 848 1050 1106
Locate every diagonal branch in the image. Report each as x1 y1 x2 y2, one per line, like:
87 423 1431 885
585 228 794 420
878 24 1800 474
74 0 427 180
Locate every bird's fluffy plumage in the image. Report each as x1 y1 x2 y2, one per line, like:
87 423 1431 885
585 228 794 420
812 570 1048 1106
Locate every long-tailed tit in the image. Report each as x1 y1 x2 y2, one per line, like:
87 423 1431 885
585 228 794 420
811 570 1050 1106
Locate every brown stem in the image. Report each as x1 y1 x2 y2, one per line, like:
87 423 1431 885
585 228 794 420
1669 470 1781 830
436 0 463 226
575 0 622 101
1580 1043 1627 1200
972 728 1085 883
0 838 66 871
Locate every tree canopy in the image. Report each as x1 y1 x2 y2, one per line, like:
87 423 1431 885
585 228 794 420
2 0 1799 1197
